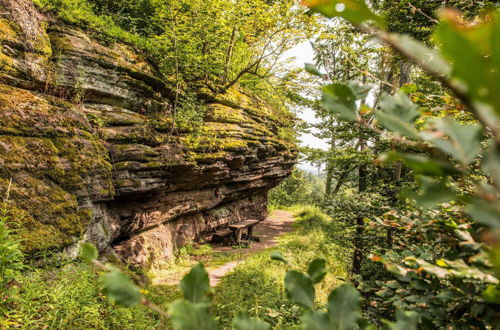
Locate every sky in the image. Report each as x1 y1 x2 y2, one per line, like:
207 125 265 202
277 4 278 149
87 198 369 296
283 42 329 173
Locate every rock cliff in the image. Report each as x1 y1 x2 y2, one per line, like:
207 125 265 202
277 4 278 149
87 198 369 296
0 1 297 267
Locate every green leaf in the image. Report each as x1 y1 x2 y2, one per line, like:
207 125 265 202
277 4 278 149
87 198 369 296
375 111 420 140
302 311 331 330
285 270 315 309
380 92 419 123
382 310 419 330
99 267 142 307
270 251 288 264
482 285 500 305
347 81 370 100
306 0 384 27
399 83 417 94
168 300 218 330
385 263 408 278
327 284 361 330
322 84 357 122
233 312 271 330
179 263 213 304
482 146 500 190
412 177 456 209
491 247 500 278
375 92 420 139
411 259 450 279
425 118 482 165
80 243 98 263
307 259 327 284
434 19 494 107
465 200 500 229
387 34 451 77
305 63 323 77
384 152 461 177
379 92 419 123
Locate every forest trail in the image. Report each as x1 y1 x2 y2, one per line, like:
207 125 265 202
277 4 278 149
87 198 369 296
208 210 295 286
156 210 295 287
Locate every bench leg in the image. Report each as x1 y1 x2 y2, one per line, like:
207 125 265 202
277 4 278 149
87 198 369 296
235 229 242 244
247 226 254 241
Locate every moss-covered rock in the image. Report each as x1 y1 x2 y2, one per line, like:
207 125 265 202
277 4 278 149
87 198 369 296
0 2 297 264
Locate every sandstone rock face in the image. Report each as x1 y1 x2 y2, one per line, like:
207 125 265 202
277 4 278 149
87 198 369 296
0 2 296 267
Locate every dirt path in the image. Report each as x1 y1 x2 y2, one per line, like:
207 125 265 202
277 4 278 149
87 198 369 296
208 210 295 286
154 210 295 287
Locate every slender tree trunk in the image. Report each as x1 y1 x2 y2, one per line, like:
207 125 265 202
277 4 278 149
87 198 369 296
325 167 334 197
352 140 367 275
352 75 369 276
331 173 346 195
331 137 364 196
399 60 411 87
387 59 411 246
324 137 336 199
222 27 237 84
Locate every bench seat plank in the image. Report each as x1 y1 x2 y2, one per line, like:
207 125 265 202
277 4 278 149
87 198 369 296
228 219 261 230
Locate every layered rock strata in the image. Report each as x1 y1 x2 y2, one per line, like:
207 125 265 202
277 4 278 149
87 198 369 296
0 1 297 267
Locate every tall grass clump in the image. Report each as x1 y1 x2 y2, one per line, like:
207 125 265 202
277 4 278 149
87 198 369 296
0 202 25 309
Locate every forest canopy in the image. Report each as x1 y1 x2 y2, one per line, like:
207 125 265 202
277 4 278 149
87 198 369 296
32 0 319 112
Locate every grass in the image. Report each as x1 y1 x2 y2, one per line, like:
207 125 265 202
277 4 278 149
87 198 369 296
1 207 350 329
1 263 169 329
148 242 246 286
32 0 148 48
212 206 351 329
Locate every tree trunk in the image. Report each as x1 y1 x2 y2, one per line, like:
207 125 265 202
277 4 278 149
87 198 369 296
222 28 237 84
352 141 367 276
325 166 334 198
387 59 411 246
324 137 336 199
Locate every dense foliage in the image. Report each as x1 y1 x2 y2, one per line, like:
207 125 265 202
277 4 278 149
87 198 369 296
32 0 317 114
0 203 24 307
269 169 324 207
301 0 500 328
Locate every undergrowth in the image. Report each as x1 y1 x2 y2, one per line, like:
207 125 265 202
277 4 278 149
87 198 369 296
0 201 175 329
1 206 349 329
212 206 351 329
2 263 171 329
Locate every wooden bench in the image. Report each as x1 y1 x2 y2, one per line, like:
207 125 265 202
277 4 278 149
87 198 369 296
211 228 233 243
211 219 262 245
229 219 261 244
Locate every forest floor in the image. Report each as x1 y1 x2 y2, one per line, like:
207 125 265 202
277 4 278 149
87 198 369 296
151 210 295 286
